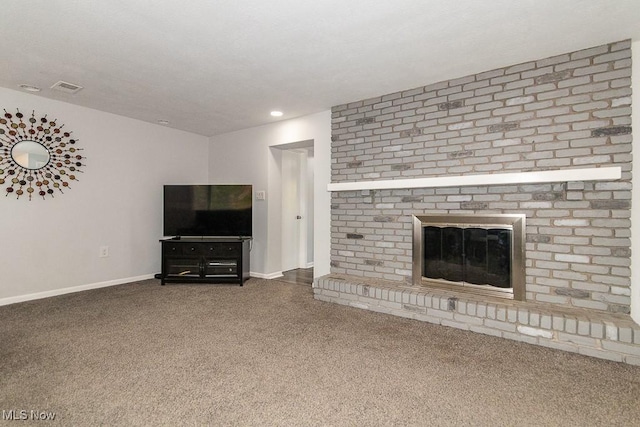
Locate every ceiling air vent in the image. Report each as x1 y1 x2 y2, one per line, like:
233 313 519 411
50 80 84 94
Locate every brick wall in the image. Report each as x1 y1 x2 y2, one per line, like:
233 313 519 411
330 40 632 315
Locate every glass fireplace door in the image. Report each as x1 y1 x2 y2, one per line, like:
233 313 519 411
422 226 512 288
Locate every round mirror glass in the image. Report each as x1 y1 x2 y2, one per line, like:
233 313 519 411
11 140 50 170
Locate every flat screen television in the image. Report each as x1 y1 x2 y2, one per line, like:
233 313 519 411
163 184 252 238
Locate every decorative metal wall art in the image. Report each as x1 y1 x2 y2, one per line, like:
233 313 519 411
0 108 84 200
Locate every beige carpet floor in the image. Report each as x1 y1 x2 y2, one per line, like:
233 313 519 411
1 278 639 426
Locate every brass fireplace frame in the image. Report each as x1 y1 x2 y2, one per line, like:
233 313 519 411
412 214 526 301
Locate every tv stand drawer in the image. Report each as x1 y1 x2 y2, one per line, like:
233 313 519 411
205 243 240 257
162 242 201 256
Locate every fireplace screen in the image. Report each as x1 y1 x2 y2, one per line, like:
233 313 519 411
413 214 525 300
422 226 511 288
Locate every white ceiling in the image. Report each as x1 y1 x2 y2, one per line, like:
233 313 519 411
1 1 639 137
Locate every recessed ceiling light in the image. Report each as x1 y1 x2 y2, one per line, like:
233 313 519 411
18 84 41 92
270 111 283 117
157 120 170 125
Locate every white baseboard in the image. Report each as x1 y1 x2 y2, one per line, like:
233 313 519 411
306 262 314 268
0 274 156 307
250 271 284 280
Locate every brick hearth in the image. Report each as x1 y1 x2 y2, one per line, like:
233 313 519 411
314 274 640 365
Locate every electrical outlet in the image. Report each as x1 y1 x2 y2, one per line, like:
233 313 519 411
99 246 109 258
255 191 266 201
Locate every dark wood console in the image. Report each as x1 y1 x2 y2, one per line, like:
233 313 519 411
160 237 250 285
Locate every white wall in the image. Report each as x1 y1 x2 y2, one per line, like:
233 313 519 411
208 111 331 279
0 88 209 303
631 40 640 323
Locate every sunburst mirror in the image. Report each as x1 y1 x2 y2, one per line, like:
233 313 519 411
0 108 84 200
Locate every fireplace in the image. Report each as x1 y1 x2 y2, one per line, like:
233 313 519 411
412 214 526 300
320 40 637 364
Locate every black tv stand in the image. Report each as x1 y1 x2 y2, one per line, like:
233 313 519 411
159 237 251 286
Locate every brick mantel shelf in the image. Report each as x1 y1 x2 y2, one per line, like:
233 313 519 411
327 166 621 192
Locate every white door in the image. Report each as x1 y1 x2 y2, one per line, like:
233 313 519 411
281 150 304 272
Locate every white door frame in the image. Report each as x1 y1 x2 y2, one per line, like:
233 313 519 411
271 140 314 272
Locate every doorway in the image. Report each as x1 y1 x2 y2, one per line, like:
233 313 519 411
278 143 314 273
